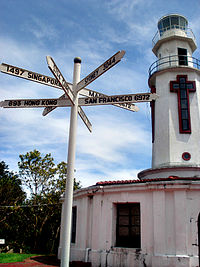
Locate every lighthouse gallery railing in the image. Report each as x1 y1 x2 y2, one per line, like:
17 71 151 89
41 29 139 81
149 55 200 77
152 27 196 47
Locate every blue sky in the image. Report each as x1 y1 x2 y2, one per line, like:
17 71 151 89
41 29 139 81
1 0 200 188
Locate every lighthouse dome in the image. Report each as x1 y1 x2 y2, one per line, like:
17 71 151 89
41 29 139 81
152 14 196 56
158 14 188 37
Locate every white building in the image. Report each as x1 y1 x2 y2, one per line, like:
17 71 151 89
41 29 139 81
59 14 200 267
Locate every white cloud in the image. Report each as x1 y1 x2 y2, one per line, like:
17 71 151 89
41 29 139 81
104 0 156 46
77 111 151 162
0 1 156 188
26 16 58 40
106 0 150 20
0 37 47 68
75 155 143 187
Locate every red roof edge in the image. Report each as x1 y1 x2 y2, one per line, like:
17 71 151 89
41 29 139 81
96 177 200 186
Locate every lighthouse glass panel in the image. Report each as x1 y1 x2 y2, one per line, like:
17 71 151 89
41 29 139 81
180 17 187 30
163 18 170 29
158 15 188 36
171 16 179 28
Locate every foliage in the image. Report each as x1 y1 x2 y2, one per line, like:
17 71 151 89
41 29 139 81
18 150 81 199
0 150 82 254
0 161 27 252
56 161 81 194
0 161 26 205
18 150 57 198
0 253 38 263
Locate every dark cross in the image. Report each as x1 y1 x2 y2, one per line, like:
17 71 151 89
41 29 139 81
170 75 196 133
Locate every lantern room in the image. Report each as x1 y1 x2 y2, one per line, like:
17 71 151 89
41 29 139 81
158 14 188 36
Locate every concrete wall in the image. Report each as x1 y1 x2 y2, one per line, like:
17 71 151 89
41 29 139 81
58 181 200 267
152 70 200 169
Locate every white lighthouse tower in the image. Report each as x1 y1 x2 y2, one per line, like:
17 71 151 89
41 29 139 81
138 14 200 179
59 14 200 267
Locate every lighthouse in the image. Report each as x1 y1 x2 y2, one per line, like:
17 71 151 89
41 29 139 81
59 14 200 267
138 14 200 179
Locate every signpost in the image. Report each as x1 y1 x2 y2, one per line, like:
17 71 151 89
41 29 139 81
78 106 92 132
0 50 159 267
76 50 125 92
79 92 157 106
0 63 139 114
0 93 157 109
46 56 75 104
0 98 71 108
0 63 61 89
42 90 139 116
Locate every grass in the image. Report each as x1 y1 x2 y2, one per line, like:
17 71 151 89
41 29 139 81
0 253 39 263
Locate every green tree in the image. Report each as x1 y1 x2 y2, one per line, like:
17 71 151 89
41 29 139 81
0 161 25 206
17 150 81 253
0 161 26 252
56 161 81 195
18 150 57 199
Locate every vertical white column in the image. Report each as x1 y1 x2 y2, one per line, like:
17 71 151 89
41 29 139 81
174 190 187 255
58 199 66 259
153 190 166 255
61 57 81 267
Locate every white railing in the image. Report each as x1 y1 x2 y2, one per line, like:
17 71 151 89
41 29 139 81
152 27 196 47
149 55 200 77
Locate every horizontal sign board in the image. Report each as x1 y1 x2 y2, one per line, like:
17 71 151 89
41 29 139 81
46 56 74 104
42 94 68 116
0 98 92 132
42 89 139 116
78 106 92 132
80 88 139 112
78 93 158 106
0 63 138 113
76 50 125 92
0 93 157 109
0 63 62 89
0 98 71 108
40 96 92 132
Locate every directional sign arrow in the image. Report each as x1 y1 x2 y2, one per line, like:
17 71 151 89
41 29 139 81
0 98 71 108
40 94 92 132
0 63 61 89
78 93 158 106
76 50 125 92
42 89 139 117
42 94 68 116
46 56 75 104
80 88 139 112
0 63 138 113
78 106 92 132
0 93 158 109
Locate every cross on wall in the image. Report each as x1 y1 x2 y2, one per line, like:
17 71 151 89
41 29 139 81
170 75 196 134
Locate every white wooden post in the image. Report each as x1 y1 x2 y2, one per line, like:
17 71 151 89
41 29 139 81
61 57 81 267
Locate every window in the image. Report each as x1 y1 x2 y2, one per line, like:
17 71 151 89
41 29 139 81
178 48 188 66
171 16 179 28
158 15 188 37
180 17 186 29
116 203 141 248
71 206 77 243
163 17 170 29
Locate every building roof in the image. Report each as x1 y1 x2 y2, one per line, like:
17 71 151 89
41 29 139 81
96 176 200 186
